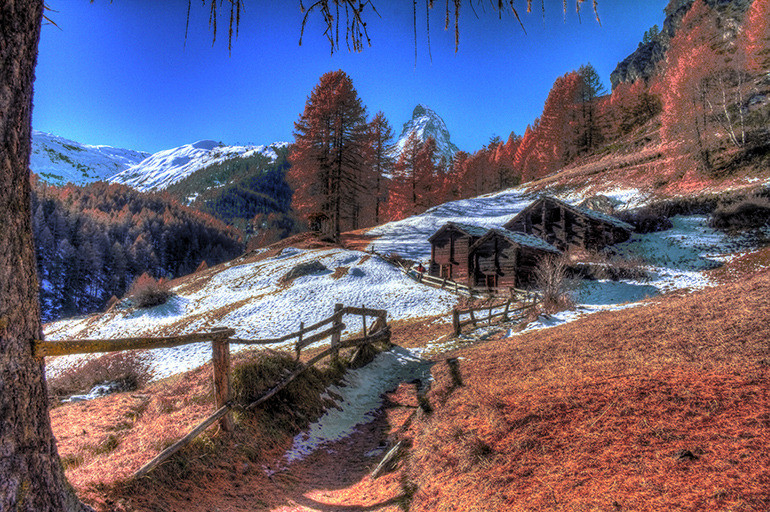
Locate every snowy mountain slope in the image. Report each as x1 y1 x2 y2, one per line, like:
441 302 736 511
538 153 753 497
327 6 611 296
110 140 289 192
393 104 459 163
43 247 458 380
30 130 149 186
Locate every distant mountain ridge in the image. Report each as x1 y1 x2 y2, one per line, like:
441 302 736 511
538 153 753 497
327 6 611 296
393 104 459 163
110 140 289 192
31 130 149 186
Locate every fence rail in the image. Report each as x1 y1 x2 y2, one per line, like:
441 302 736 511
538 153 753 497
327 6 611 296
452 294 539 336
35 303 390 480
401 264 537 302
34 328 235 358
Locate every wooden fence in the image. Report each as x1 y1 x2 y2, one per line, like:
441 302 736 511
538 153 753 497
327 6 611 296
401 264 537 302
34 304 389 480
452 293 539 336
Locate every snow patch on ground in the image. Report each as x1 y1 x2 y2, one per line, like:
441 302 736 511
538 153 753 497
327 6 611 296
282 346 432 466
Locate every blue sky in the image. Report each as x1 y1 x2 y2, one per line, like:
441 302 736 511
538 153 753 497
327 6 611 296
33 1 668 155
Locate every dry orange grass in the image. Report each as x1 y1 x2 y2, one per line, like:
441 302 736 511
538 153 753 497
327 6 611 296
402 269 770 511
49 265 770 511
51 364 216 495
50 345 375 511
710 245 770 284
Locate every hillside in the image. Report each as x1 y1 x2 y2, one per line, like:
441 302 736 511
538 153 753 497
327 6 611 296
109 140 288 192
31 130 149 186
401 261 770 511
45 224 770 511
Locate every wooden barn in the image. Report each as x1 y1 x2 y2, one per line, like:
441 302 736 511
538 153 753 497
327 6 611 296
503 196 633 252
428 222 488 285
469 228 560 290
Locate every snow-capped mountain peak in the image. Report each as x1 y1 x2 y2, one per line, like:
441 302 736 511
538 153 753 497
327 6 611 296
110 140 289 193
393 104 459 163
30 130 150 186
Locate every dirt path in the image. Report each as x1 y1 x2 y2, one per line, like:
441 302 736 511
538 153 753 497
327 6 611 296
266 408 406 512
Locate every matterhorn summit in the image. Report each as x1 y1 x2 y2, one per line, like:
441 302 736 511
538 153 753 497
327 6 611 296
393 104 459 164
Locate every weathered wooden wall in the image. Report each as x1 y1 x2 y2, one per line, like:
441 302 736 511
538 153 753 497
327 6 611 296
429 230 477 286
505 198 630 252
471 235 549 290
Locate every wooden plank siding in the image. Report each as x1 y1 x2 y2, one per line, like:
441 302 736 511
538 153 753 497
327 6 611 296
428 223 487 287
503 196 633 252
469 229 560 291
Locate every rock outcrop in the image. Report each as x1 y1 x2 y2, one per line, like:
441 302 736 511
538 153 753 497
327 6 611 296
610 0 752 88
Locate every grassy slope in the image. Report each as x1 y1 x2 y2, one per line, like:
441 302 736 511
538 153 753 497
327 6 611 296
48 248 770 511
401 258 770 511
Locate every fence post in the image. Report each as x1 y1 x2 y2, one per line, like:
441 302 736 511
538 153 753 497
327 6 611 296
488 305 493 326
503 300 510 321
361 305 368 341
295 321 304 361
331 303 343 362
452 309 460 336
470 309 477 327
211 331 233 433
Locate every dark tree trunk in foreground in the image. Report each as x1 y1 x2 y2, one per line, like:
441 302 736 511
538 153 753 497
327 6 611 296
0 1 90 510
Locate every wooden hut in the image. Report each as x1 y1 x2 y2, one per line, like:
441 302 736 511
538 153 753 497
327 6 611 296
469 228 560 290
428 222 488 285
503 196 633 252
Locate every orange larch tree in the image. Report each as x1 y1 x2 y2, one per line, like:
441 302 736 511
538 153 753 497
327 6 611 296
742 0 770 73
662 0 750 176
288 70 369 240
366 111 395 226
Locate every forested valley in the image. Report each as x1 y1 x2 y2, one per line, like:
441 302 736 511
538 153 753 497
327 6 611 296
31 178 243 321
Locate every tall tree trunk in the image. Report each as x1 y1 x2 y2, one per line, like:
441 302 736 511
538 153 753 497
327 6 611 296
0 1 90 510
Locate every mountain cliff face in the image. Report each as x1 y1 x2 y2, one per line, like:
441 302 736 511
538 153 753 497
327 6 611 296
610 0 753 88
31 130 149 186
393 104 459 163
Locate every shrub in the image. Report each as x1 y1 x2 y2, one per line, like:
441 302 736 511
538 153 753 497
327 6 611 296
230 351 347 437
710 196 770 231
128 273 172 308
48 351 151 400
104 295 120 312
534 256 573 314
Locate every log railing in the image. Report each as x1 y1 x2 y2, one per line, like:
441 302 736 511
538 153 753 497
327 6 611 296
451 293 539 336
399 264 483 297
34 303 389 480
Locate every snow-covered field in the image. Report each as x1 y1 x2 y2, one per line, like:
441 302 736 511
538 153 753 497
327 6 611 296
44 247 457 380
45 186 768 382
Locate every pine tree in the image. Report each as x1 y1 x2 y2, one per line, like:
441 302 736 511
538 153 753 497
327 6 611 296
366 111 394 226
577 63 607 154
288 70 369 241
387 132 422 220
